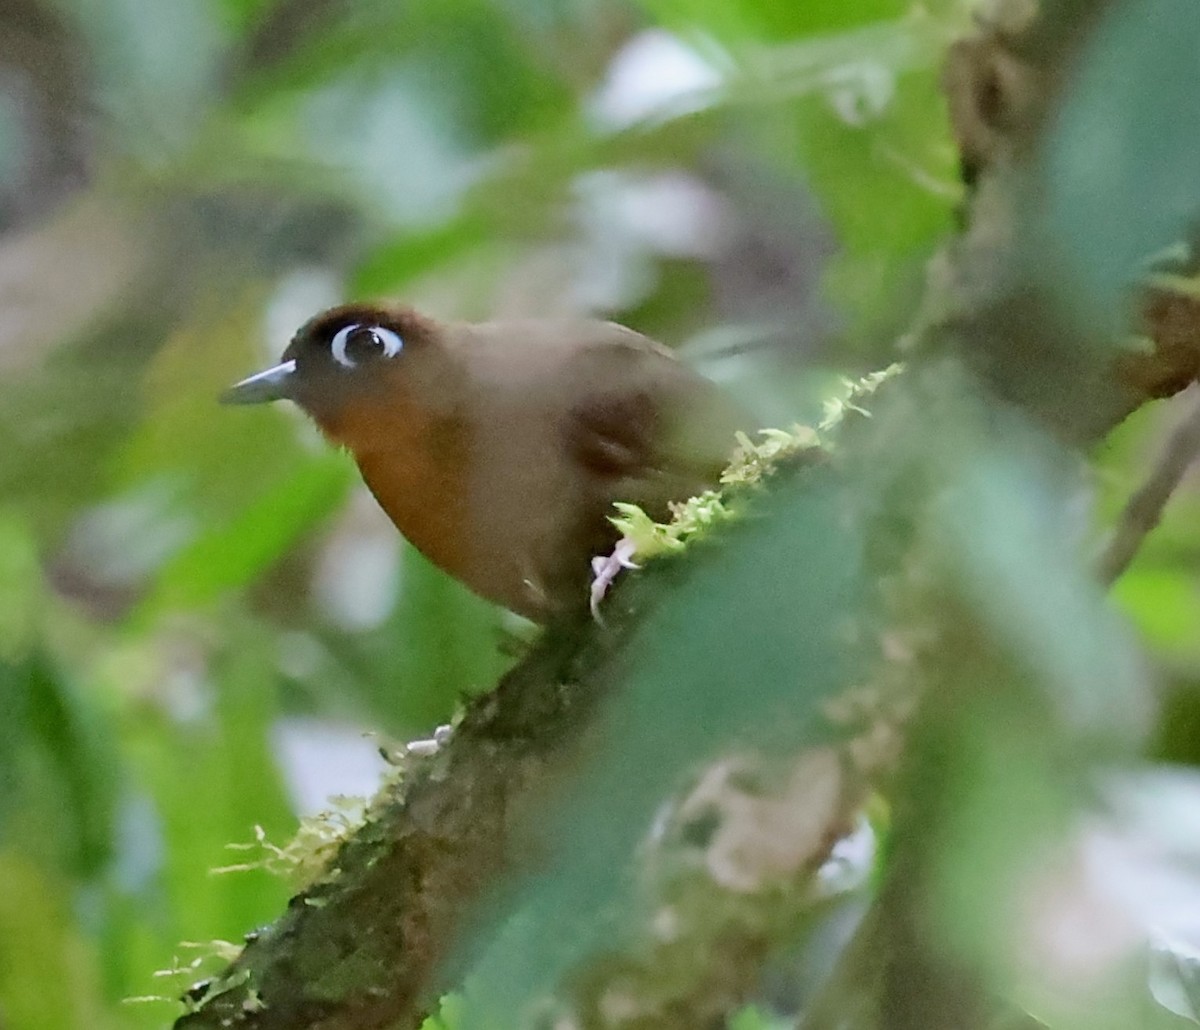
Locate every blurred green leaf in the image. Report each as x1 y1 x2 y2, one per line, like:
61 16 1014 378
772 21 958 342
0 853 113 1030
0 511 43 661
1114 569 1200 663
420 993 465 1030
922 368 1147 744
232 1 574 143
878 373 1152 1029
351 216 489 296
143 459 349 613
638 0 910 43
340 545 508 731
1037 0 1200 333
212 0 276 33
226 529 509 735
728 1004 794 1029
109 300 353 611
56 0 226 155
0 654 118 878
1151 937 1200 1024
457 463 867 1025
120 613 293 948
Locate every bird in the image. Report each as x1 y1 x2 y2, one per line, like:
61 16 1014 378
222 303 746 621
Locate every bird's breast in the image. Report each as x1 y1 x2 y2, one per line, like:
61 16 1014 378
330 392 599 618
323 399 476 593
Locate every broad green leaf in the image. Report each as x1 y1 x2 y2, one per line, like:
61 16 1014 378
456 463 868 1025
1036 0 1200 333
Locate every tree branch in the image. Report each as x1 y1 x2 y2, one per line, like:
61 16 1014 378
1097 391 1200 584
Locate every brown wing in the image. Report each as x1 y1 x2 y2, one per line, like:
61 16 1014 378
563 340 745 512
567 386 662 479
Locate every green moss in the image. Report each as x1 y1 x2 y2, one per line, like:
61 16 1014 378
212 797 368 888
607 364 905 561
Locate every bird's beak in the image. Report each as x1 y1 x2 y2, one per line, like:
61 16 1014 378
219 359 297 405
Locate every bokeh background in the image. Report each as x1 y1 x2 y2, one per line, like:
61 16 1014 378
3 0 1200 1027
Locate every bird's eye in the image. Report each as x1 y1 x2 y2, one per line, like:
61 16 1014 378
329 324 404 368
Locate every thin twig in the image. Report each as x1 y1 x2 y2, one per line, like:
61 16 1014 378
1098 391 1200 585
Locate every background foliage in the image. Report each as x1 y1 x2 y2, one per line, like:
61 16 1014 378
3 0 1200 1027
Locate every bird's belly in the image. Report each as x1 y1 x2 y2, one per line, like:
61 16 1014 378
355 447 571 618
464 452 626 618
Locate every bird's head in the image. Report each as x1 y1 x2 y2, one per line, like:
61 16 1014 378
221 303 453 436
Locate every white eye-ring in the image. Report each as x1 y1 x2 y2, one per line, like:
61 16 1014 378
329 324 404 368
